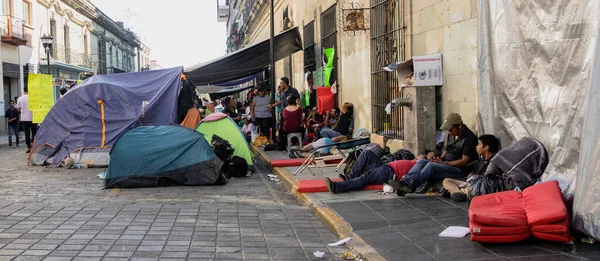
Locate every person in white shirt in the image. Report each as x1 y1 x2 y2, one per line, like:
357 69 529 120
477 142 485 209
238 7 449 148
16 87 37 153
241 116 255 143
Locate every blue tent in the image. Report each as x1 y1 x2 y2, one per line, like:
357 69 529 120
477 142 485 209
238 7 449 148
104 125 225 188
30 67 183 168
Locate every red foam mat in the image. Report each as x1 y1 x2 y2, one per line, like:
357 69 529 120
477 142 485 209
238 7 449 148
270 158 342 167
470 231 532 243
297 178 383 193
470 220 530 236
530 218 571 242
523 180 567 226
469 190 528 227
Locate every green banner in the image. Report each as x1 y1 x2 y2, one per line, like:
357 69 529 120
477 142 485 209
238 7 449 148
323 67 334 87
304 89 310 107
324 48 335 68
313 67 324 87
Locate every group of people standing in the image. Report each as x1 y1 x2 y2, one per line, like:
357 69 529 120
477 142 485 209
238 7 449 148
240 77 353 151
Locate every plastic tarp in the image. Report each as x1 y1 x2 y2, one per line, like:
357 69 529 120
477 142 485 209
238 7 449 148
30 67 182 168
184 27 302 85
104 125 224 188
478 0 600 239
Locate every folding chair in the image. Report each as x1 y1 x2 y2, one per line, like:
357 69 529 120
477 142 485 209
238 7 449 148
293 137 370 175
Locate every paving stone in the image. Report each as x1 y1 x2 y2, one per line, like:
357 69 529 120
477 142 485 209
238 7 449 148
48 250 79 257
42 257 73 261
136 245 163 252
20 250 52 256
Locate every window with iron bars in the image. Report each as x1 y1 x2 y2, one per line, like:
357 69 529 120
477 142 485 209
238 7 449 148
321 4 337 86
303 21 315 73
370 0 403 139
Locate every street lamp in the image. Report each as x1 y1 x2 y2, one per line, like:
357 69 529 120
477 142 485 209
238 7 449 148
40 34 53 75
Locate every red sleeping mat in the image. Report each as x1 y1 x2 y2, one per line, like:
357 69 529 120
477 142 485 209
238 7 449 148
469 190 528 227
297 178 384 193
470 231 532 243
270 158 342 167
469 221 530 236
523 180 567 226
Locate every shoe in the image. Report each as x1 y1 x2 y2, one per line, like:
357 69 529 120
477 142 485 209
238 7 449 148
451 192 467 202
388 179 412 196
325 177 337 193
26 149 31 153
8 144 12 147
338 173 349 181
441 188 450 198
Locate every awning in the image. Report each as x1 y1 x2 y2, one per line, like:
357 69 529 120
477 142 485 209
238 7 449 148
185 27 302 85
208 86 254 100
196 85 254 100
40 61 94 73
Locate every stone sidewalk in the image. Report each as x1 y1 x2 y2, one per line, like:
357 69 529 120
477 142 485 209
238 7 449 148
252 146 600 261
0 147 351 261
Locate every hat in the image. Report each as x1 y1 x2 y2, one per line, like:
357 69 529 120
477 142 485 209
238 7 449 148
439 113 463 131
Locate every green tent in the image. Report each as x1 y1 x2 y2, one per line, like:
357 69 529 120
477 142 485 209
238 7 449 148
196 113 254 169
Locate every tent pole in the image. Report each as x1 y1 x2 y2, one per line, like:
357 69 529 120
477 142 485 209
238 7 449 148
269 0 276 143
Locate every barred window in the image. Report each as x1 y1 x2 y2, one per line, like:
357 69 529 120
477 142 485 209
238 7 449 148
320 4 337 85
370 0 403 138
303 21 315 73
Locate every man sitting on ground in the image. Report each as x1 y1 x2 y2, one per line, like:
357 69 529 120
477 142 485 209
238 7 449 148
442 134 499 202
325 149 416 193
388 113 478 196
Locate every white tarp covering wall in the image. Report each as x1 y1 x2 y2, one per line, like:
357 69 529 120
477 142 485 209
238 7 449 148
478 0 600 239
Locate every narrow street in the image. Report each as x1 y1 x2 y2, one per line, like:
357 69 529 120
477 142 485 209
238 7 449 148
0 147 348 261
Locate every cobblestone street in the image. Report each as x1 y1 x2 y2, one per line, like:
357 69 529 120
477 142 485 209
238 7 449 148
0 147 348 260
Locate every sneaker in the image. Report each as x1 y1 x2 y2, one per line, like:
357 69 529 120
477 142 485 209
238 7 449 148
26 149 31 153
325 177 337 193
441 188 450 198
387 179 412 196
450 192 467 202
338 173 349 181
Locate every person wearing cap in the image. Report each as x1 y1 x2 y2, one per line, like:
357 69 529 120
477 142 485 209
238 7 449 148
251 86 272 137
388 113 478 196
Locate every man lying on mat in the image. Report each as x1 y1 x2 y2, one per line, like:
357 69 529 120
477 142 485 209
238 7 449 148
325 149 416 193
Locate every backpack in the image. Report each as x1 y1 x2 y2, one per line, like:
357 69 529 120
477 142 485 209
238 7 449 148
226 156 249 178
211 135 235 161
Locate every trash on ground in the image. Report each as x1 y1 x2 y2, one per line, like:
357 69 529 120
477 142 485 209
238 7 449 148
439 226 470 238
97 172 106 179
383 184 395 193
328 237 351 246
267 174 280 182
313 250 325 258
582 237 596 244
340 252 356 260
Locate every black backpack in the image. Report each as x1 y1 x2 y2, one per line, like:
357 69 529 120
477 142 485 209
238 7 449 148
225 156 248 178
211 135 235 161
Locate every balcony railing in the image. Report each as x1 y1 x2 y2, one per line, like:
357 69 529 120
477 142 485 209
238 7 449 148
42 43 93 69
0 15 28 46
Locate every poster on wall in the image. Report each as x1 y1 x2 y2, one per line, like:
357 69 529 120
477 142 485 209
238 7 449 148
28 73 54 124
413 53 443 86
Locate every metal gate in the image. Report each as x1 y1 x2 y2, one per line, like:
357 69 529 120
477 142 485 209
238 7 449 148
370 0 403 138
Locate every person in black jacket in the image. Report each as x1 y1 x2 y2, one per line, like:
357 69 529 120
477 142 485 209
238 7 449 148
5 100 19 146
442 134 500 202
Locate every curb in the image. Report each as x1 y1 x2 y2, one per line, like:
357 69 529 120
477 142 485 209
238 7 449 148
251 145 386 261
